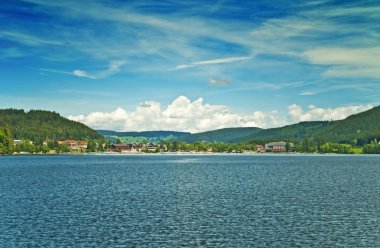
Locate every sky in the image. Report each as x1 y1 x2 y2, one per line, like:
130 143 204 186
1 0 379 132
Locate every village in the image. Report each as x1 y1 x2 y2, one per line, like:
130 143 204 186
53 139 295 154
12 139 296 154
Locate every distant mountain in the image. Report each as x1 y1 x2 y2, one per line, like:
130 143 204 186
177 106 380 145
0 109 102 144
97 130 190 143
178 127 263 143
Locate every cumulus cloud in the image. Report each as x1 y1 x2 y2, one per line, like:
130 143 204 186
288 104 373 122
208 78 231 86
68 96 373 133
68 96 285 133
72 60 126 79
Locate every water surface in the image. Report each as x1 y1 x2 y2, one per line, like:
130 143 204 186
0 155 379 247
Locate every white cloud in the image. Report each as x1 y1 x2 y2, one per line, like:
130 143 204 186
288 104 373 122
175 56 252 70
73 69 96 79
208 78 231 86
0 30 65 46
304 47 380 66
298 91 317 96
304 47 380 78
68 96 373 133
107 60 126 75
68 96 285 133
324 66 380 78
72 60 126 79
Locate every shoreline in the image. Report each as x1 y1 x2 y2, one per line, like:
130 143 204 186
2 152 378 156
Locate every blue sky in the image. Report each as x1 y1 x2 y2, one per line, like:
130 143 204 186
1 0 379 131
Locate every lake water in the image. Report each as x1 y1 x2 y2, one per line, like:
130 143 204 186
0 154 379 247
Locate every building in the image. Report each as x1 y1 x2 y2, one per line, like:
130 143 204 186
77 141 88 149
110 143 136 152
265 141 288 152
58 140 88 150
146 143 158 151
256 145 265 153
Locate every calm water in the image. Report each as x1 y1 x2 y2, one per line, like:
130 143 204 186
0 154 379 247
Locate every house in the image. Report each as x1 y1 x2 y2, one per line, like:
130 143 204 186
77 141 88 149
265 141 287 152
110 143 135 152
146 143 158 151
58 140 77 148
256 145 265 153
58 140 88 150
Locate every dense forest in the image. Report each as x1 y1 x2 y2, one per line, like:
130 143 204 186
0 109 101 144
0 127 13 154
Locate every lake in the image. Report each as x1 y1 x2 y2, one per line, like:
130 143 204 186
0 154 379 247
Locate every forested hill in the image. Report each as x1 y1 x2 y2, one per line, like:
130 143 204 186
313 105 380 145
241 106 380 145
239 121 332 143
177 124 330 144
178 127 263 143
177 106 380 145
0 109 101 144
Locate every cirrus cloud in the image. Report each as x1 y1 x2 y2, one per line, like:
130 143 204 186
303 47 380 78
175 56 252 70
208 78 231 86
72 60 126 79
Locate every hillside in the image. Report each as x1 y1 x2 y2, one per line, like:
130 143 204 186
178 106 380 145
97 130 190 143
239 121 333 144
314 105 380 145
0 109 102 144
176 123 330 144
178 127 263 143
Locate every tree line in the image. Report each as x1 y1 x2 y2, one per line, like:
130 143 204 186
161 141 256 153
